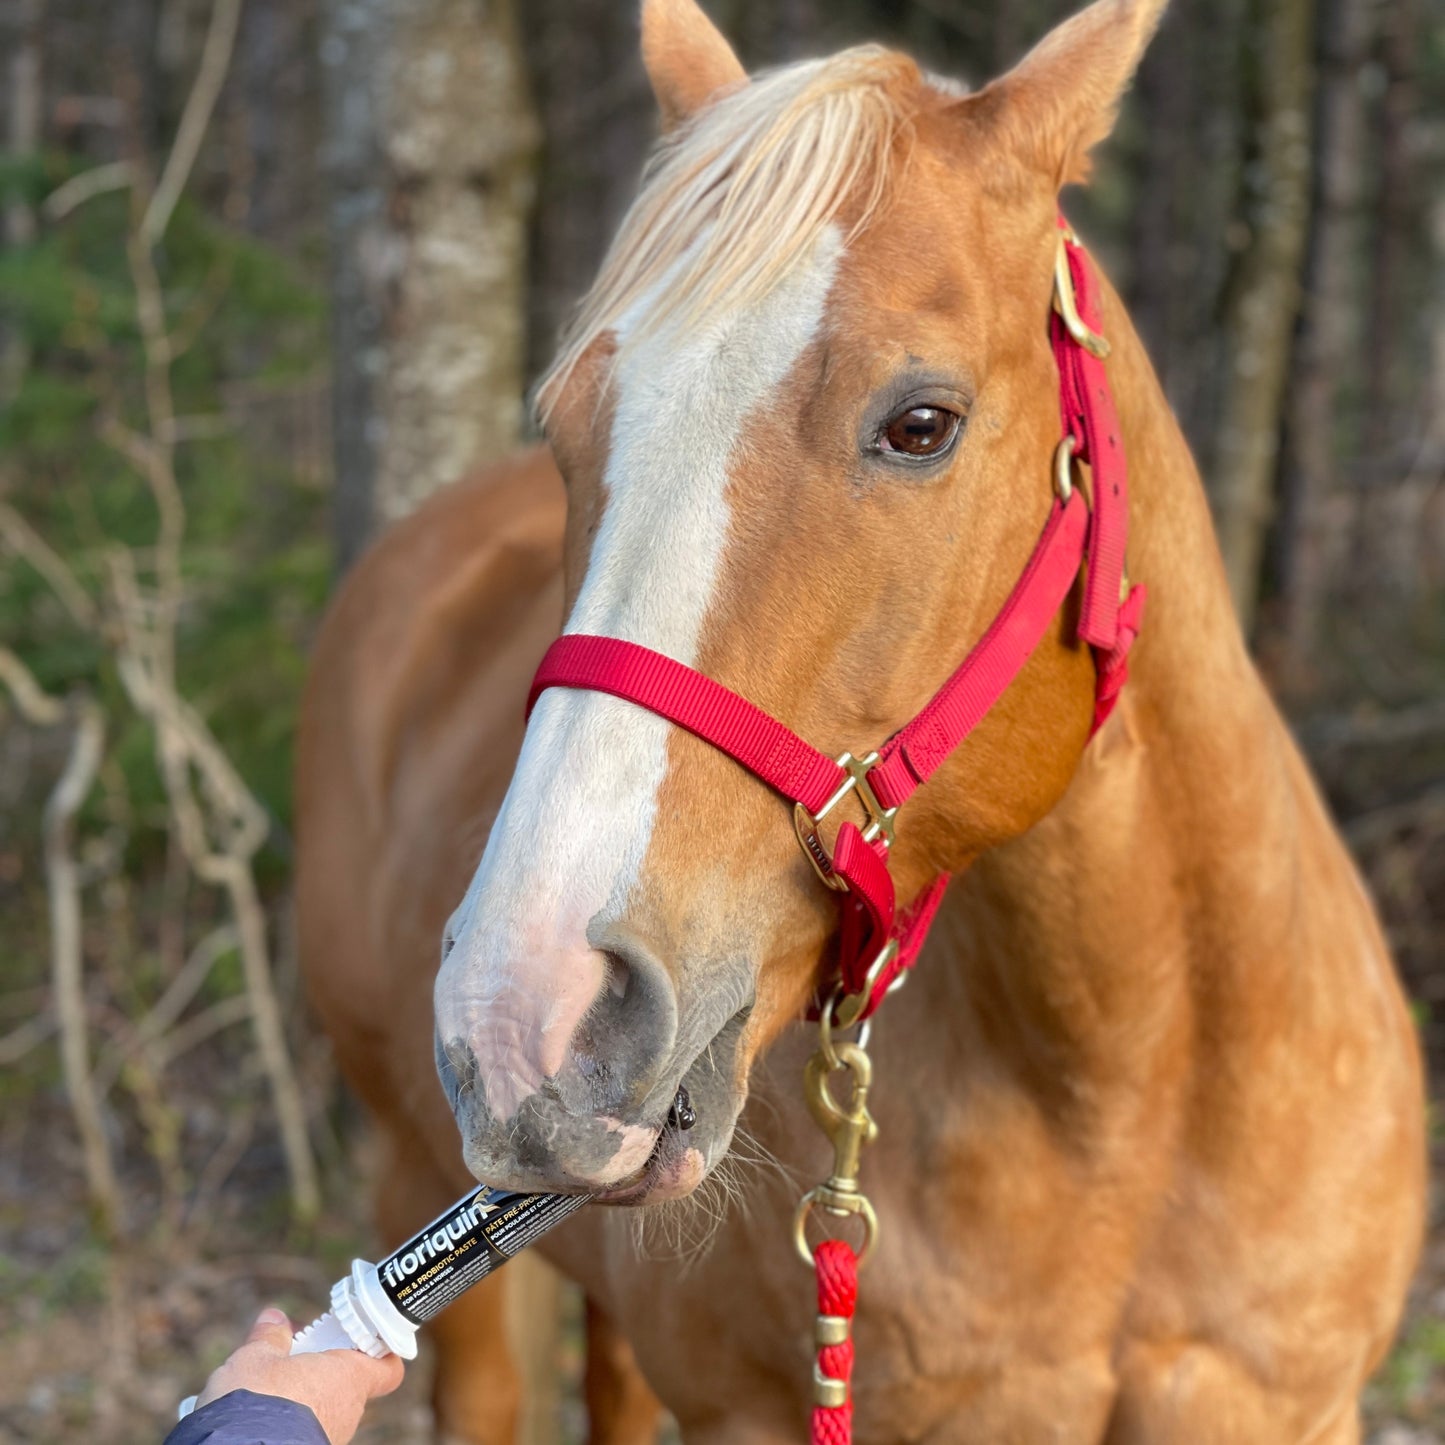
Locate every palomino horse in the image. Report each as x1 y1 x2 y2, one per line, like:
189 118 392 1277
297 0 1426 1439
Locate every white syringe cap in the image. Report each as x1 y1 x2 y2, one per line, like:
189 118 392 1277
331 1259 419 1360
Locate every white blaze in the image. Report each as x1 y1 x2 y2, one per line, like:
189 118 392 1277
435 229 843 1121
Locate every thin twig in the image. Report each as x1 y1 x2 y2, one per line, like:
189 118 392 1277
44 697 120 1230
0 503 97 631
150 994 251 1067
0 1011 56 1066
0 646 65 725
0 984 48 1018
94 923 238 1095
164 414 232 444
109 561 317 1218
42 160 135 222
1345 783 1445 850
30 0 321 1227
141 0 244 247
187 1105 256 1231
167 254 234 359
1300 698 1445 753
214 857 319 1218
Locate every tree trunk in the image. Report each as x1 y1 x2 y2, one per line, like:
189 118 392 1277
521 0 653 382
1209 0 1314 636
321 0 539 567
3 0 43 408
1364 0 1418 457
1125 0 1247 479
1270 0 1373 690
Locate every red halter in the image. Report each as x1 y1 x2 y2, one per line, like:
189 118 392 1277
527 223 1144 1028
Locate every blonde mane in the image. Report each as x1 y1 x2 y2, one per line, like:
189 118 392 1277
536 47 924 422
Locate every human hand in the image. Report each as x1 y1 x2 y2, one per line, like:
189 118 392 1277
194 1307 405 1445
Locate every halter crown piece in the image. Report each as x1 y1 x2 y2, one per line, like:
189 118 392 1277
528 221 1144 1445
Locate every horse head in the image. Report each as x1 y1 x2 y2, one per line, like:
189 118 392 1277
434 0 1166 1200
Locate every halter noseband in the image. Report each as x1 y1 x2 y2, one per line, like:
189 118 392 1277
527 221 1145 1028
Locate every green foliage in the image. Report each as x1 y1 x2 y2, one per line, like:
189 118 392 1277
0 1230 111 1321
0 154 330 860
1373 1316 1445 1417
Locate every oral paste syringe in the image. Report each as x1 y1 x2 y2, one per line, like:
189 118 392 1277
177 1185 588 1419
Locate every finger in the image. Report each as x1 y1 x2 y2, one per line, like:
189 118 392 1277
369 1352 406 1397
243 1305 295 1354
328 1347 406 1399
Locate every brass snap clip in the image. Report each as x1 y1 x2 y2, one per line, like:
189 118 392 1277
793 1037 880 1268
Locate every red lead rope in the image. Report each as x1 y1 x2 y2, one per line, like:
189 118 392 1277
811 1241 859 1445
528 226 1143 1441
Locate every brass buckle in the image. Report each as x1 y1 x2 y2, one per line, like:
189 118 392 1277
792 751 897 892
1053 230 1110 360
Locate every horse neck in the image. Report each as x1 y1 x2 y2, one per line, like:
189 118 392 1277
913 281 1322 1088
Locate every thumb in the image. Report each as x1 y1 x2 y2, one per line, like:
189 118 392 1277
244 1306 295 1354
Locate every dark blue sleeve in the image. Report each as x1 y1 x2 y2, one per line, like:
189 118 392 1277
163 1389 329 1445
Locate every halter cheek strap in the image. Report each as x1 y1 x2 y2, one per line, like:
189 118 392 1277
527 225 1144 1026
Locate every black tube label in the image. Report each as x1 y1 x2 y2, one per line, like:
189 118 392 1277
375 1188 588 1325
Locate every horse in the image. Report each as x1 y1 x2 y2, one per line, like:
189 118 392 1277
296 0 1426 1440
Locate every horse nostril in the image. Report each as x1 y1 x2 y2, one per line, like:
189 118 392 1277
668 1085 697 1131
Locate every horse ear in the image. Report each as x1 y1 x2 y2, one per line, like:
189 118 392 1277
641 0 747 133
973 0 1168 187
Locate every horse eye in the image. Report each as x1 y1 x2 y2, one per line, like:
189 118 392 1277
878 405 962 458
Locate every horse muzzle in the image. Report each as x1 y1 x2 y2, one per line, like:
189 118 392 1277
432 928 752 1199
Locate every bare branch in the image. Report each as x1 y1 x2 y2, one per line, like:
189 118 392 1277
44 698 121 1230
99 415 164 480
94 924 239 1096
1300 698 1445 754
187 1106 256 1226
0 501 98 631
42 160 135 223
108 560 318 1219
150 994 251 1068
211 857 320 1220
0 1011 56 1067
1345 783 1445 850
140 0 244 247
0 646 65 726
51 0 321 1227
164 414 233 444
0 984 47 1019
167 254 234 360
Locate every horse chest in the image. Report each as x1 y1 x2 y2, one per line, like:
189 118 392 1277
548 1030 1139 1442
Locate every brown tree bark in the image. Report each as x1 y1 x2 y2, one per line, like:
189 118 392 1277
322 0 539 565
521 0 653 382
3 0 44 409
1210 0 1315 636
1364 0 1419 456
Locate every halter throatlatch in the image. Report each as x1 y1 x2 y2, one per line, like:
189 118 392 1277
527 222 1143 1443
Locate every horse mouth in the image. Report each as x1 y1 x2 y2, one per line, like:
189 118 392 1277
438 994 749 1200
590 1118 708 1204
585 1006 751 1204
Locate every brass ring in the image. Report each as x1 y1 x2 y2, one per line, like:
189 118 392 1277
831 938 900 1032
792 1190 879 1269
817 1000 873 1074
1053 435 1076 503
818 983 847 1070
